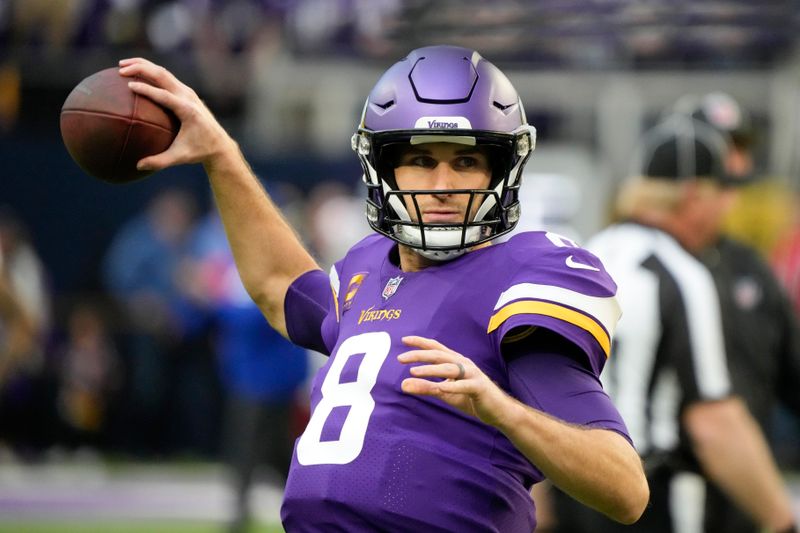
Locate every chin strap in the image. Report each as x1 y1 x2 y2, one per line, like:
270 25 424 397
414 247 468 262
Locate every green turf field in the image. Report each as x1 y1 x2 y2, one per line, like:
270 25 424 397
0 461 286 533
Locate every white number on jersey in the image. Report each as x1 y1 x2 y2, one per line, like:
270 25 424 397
545 231 579 249
296 331 391 465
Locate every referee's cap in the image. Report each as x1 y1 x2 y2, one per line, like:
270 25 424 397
635 114 739 185
673 92 754 149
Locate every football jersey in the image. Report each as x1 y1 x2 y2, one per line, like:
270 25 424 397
281 231 623 532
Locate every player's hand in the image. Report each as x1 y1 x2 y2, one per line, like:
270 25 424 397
118 58 238 172
397 336 514 428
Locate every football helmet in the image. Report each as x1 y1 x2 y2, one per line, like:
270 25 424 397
352 45 536 260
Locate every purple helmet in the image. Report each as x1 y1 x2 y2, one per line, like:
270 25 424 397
352 45 537 260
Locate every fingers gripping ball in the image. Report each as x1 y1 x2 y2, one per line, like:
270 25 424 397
60 67 179 184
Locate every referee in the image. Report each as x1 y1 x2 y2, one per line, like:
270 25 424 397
552 114 799 533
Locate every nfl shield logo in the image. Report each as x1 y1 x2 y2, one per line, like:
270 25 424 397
382 276 403 300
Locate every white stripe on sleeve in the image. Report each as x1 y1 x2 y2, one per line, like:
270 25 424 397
494 283 621 337
329 265 340 299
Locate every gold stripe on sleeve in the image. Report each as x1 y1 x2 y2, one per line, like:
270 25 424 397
488 300 610 357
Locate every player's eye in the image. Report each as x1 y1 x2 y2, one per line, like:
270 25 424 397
454 155 487 171
403 155 437 168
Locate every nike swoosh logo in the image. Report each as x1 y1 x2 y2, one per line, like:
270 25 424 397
566 255 599 271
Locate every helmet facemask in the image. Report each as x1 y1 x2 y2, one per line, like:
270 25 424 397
354 127 534 260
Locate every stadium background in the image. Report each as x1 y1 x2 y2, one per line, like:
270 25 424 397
0 1 799 531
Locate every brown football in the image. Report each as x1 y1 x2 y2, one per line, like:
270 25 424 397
60 67 179 184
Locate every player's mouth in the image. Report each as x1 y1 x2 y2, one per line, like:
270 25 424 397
421 209 463 223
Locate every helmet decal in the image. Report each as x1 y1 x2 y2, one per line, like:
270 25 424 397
413 116 473 129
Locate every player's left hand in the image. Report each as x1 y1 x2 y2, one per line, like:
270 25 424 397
398 336 514 428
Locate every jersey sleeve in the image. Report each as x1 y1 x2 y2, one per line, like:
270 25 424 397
284 265 340 355
488 233 621 377
505 328 632 445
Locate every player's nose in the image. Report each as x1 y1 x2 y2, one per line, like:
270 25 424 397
430 162 459 193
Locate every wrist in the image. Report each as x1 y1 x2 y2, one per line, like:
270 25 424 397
776 524 797 533
203 136 242 174
490 393 528 434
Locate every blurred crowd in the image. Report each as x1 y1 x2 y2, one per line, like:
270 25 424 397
0 176 370 530
0 177 369 465
0 0 401 63
0 172 362 533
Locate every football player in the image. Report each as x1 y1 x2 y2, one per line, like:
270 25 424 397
118 45 648 531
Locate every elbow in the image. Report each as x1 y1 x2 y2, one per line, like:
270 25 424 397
586 458 650 524
249 287 282 323
243 281 283 324
610 474 650 525
246 283 271 310
243 270 310 320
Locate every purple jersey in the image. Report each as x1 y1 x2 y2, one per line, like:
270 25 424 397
282 231 625 532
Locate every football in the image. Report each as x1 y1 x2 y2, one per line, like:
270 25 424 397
60 67 179 184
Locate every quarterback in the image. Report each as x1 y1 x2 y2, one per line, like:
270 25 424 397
119 45 648 531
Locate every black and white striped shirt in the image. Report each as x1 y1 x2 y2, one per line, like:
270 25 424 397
586 221 732 468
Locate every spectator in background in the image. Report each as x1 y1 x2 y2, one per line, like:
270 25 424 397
54 299 121 452
0 274 36 449
102 187 199 456
504 171 584 244
0 273 34 390
0 61 20 134
180 210 307 533
0 208 53 457
305 181 370 269
8 0 90 55
554 115 799 533
0 208 51 339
